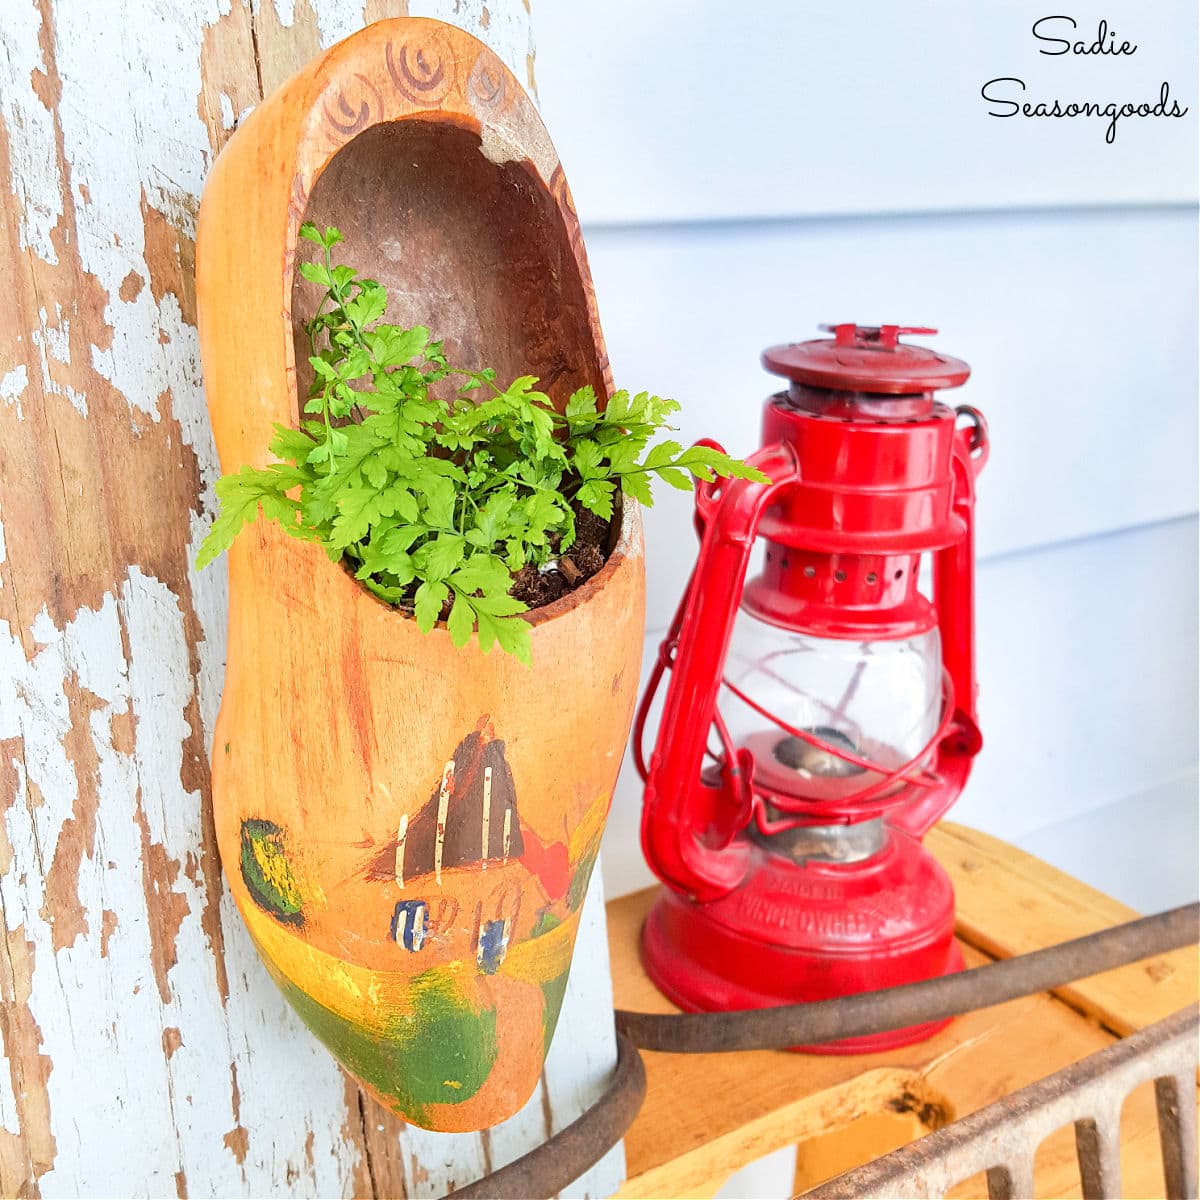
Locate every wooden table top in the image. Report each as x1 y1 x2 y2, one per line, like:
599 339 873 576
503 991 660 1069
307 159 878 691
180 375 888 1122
606 822 1198 1199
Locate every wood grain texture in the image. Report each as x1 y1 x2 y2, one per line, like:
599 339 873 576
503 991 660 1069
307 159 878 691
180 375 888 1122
606 822 1198 1199
929 822 1199 1036
0 2 625 1196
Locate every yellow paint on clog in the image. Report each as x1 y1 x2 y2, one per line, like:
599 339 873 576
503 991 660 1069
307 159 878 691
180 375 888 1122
498 909 580 984
568 790 609 865
238 894 409 1033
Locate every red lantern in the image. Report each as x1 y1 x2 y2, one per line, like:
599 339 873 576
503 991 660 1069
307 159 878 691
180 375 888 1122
635 324 989 1052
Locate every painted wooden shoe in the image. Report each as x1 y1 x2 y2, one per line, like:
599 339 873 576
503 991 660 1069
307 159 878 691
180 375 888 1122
196 17 644 1133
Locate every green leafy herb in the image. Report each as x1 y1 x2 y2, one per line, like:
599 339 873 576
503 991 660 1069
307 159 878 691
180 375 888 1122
196 223 769 664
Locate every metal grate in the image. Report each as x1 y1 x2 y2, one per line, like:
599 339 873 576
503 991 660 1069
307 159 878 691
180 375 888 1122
800 1003 1199 1200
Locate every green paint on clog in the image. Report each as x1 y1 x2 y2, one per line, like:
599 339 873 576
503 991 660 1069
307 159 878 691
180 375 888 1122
275 963 498 1122
240 818 305 925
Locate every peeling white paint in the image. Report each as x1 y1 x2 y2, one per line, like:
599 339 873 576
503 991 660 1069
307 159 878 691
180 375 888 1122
271 0 297 29
122 568 352 1197
186 500 228 763
1 571 355 1197
41 0 230 784
47 1 217 426
29 609 59 646
0 1048 20 1136
35 306 70 365
0 365 28 401
0 365 29 419
31 305 88 416
311 0 538 60
308 0 363 50
0 1 64 264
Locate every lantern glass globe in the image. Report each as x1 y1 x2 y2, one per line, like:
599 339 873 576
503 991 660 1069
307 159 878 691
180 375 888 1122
722 611 942 806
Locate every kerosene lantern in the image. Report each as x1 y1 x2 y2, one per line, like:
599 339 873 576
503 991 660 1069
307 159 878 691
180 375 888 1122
635 324 988 1051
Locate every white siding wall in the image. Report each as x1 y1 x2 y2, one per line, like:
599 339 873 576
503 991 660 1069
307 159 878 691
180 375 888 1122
535 2 1199 917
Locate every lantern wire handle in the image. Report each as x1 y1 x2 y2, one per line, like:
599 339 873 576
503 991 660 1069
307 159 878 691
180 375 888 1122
632 643 667 782
638 631 960 834
633 562 697 781
719 668 958 814
635 583 960 822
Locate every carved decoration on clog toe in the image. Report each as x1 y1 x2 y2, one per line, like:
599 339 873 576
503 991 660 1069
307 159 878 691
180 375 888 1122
324 72 383 138
468 52 507 112
385 32 455 106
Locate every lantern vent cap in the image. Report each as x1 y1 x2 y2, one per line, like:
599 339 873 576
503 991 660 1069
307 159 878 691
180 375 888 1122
762 324 971 395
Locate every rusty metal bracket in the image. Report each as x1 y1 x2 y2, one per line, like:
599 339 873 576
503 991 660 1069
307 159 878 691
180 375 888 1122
444 1032 646 1200
800 1003 1199 1200
615 902 1198 1053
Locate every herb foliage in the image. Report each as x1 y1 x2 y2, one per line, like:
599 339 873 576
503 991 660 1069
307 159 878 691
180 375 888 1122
197 224 767 664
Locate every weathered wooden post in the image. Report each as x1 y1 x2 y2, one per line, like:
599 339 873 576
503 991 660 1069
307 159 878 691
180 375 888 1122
0 3 623 1195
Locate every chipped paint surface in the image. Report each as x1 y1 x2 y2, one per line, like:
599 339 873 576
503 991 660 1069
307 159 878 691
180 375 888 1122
272 0 299 28
0 1 619 1196
0 367 28 416
1 573 355 1194
306 0 369 51
0 1 64 264
30 306 87 415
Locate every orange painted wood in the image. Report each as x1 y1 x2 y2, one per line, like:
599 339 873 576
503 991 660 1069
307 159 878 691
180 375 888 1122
196 18 644 1133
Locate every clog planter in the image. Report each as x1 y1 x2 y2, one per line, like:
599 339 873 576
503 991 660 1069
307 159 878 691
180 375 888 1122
196 18 644 1132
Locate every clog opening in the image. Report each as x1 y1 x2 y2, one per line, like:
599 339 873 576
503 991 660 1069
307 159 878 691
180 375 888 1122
290 116 626 625
291 118 605 412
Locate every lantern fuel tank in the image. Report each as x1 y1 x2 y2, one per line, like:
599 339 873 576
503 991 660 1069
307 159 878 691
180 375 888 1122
635 325 989 1052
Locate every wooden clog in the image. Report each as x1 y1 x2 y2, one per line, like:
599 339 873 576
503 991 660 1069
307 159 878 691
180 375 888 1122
196 18 644 1132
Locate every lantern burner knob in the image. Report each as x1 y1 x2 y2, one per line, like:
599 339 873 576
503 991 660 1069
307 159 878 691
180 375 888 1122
773 727 866 778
